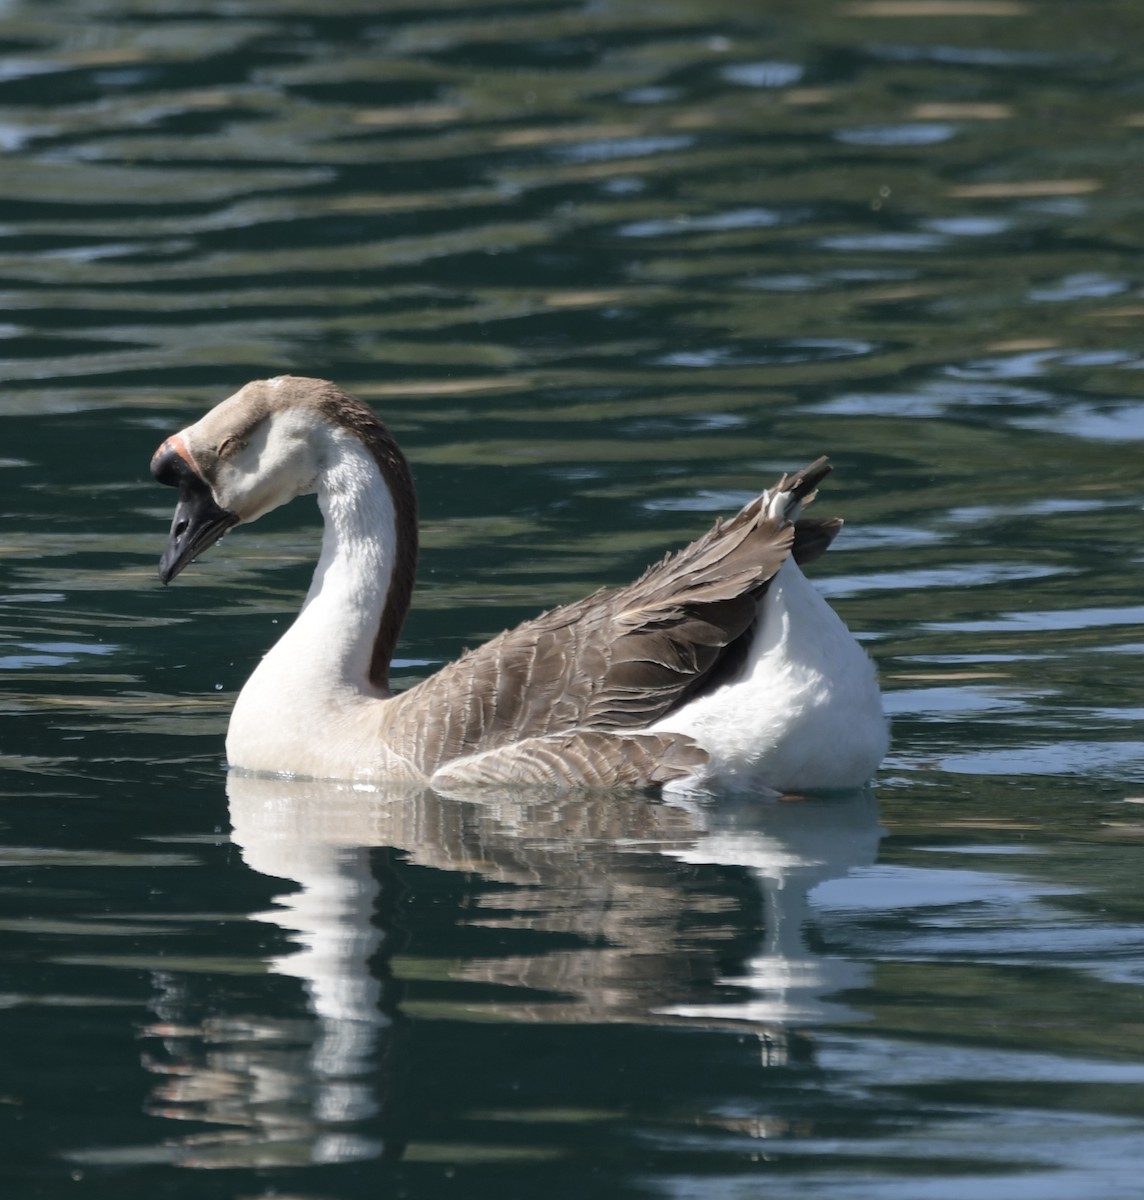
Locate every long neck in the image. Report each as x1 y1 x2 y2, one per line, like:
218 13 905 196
288 426 417 697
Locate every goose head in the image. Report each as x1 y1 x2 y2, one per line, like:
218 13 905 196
152 375 415 585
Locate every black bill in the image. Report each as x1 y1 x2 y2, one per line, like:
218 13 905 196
152 442 239 584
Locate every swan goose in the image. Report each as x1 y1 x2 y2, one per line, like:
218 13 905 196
151 376 887 791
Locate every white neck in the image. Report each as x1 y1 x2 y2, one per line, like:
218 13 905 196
227 429 398 771
299 428 397 694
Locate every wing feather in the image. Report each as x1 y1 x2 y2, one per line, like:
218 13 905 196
430 730 707 790
379 459 834 784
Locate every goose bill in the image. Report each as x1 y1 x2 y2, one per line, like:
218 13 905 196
152 443 238 584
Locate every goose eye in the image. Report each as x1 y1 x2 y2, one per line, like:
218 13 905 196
217 435 245 458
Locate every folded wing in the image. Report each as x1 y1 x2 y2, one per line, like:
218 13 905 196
380 459 833 787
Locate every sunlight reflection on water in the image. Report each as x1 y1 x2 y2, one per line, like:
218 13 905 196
3 0 1144 1196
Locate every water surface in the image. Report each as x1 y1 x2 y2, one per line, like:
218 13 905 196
3 1 1144 1197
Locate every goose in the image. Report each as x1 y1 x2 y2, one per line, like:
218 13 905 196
151 375 887 792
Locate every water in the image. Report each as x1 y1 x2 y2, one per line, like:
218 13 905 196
2 0 1144 1195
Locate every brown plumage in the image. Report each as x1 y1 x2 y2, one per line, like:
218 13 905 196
375 459 833 786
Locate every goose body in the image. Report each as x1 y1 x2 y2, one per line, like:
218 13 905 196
152 376 887 792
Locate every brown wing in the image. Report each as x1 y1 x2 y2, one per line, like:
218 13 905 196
378 458 832 783
431 730 708 790
792 517 843 565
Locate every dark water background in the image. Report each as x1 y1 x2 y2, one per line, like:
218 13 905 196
3 0 1144 1196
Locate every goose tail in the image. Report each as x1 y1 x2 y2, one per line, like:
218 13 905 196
767 455 831 525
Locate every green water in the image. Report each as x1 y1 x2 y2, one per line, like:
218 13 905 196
3 0 1144 1196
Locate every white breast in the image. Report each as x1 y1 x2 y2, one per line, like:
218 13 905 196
225 428 416 782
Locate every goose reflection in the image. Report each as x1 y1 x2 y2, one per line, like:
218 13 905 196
141 775 881 1167
139 822 405 1170
660 793 882 1031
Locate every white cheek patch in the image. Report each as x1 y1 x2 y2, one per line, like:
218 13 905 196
208 408 322 520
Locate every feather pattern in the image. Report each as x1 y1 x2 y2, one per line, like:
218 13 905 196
431 731 707 790
377 461 829 784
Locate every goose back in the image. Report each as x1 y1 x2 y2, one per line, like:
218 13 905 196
378 464 832 786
